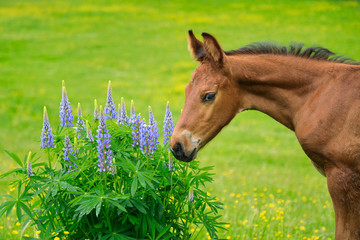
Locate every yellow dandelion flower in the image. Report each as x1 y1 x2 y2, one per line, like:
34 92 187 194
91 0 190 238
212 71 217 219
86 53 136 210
64 231 70 235
226 236 231 239
230 193 235 197
54 237 60 240
15 222 21 226
24 234 29 237
301 196 307 202
35 230 41 234
300 226 305 231
12 230 18 235
287 234 291 238
322 227 326 231
276 189 282 193
191 228 195 232
224 224 230 228
269 203 275 208
0 226 3 229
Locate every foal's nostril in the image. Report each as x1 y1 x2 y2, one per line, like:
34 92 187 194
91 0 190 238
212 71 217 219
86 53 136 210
171 142 184 160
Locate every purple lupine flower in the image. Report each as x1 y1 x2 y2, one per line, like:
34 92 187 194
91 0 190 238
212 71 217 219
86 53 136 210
130 101 141 147
168 152 175 172
63 135 76 169
86 120 94 142
41 106 55 148
139 119 150 154
148 106 159 156
27 152 33 178
163 101 175 146
76 103 86 138
59 81 74 127
131 114 141 147
94 99 99 121
117 97 129 126
104 80 117 120
96 106 113 172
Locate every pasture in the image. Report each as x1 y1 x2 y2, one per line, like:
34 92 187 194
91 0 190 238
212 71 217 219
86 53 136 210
1 0 360 239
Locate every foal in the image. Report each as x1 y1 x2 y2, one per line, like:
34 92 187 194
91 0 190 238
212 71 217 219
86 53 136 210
170 31 360 240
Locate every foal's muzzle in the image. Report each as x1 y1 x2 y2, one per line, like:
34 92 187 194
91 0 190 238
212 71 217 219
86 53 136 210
171 141 197 162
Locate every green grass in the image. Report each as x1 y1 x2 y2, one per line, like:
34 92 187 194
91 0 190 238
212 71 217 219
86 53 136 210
1 0 360 239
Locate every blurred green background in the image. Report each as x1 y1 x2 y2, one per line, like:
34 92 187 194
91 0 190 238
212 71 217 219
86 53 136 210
1 0 359 239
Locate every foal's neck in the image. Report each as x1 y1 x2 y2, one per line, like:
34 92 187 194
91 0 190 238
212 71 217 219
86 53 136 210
229 54 342 130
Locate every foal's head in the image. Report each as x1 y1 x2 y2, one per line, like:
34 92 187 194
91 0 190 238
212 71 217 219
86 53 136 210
170 31 241 162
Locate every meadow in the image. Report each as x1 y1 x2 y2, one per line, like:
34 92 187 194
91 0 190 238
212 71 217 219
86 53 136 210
1 0 360 239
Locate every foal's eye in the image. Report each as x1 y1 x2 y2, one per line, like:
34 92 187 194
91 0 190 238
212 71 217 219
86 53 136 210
202 92 216 102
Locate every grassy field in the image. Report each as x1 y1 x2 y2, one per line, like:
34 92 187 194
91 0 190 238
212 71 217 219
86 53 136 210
1 0 360 239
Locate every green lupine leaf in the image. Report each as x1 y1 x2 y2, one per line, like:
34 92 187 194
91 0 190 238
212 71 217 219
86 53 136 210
18 201 33 220
131 177 138 196
0 200 15 217
16 202 22 222
5 150 23 167
107 199 127 213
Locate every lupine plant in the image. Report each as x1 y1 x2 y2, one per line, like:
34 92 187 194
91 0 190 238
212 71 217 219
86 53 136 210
0 81 226 240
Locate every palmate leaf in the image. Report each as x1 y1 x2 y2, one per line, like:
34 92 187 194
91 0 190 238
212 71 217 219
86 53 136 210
74 194 103 218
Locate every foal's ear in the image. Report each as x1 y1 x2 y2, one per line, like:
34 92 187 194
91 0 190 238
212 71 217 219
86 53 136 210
187 30 205 61
202 32 225 66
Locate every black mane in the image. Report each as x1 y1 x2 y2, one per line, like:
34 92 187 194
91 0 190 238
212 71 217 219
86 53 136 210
225 42 359 65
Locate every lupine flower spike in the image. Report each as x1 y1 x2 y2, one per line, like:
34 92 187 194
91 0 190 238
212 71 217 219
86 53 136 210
27 151 33 178
41 106 55 148
118 97 129 126
168 151 175 172
148 106 159 155
139 118 149 154
130 100 136 122
104 80 116 119
130 101 141 147
96 106 113 172
163 101 175 146
94 99 99 121
86 120 94 142
76 103 85 138
63 135 76 169
59 81 74 127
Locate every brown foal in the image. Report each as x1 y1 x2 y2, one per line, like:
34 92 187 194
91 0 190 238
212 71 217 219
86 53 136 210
170 31 360 239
